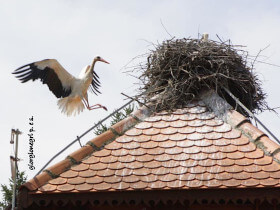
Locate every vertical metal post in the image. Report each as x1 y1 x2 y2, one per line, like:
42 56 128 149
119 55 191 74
11 129 21 210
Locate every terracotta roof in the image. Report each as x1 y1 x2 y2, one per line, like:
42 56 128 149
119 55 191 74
19 91 280 207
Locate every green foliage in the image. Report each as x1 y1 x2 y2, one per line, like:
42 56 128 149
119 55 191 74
94 104 135 135
0 171 27 209
93 123 109 136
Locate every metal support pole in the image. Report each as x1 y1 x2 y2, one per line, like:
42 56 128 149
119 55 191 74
223 87 280 144
11 129 21 210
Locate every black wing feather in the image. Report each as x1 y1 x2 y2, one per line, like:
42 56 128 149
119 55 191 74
90 70 101 95
13 62 71 98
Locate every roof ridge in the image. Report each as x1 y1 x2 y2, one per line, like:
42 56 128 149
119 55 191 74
21 105 154 191
201 90 280 163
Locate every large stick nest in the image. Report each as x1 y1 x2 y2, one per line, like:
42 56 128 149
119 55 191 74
137 38 267 116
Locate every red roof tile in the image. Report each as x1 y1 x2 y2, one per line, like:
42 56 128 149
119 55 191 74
57 183 74 192
75 183 93 191
39 184 56 192
48 177 67 185
60 170 78 178
79 169 97 178
21 91 280 196
68 177 85 185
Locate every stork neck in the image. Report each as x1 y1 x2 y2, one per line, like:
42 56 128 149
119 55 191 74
89 59 98 73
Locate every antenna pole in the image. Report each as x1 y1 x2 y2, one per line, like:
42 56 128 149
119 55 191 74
11 129 21 210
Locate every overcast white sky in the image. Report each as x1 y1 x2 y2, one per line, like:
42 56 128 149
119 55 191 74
1 0 280 198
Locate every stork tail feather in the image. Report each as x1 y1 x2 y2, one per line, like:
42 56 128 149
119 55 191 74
57 97 85 116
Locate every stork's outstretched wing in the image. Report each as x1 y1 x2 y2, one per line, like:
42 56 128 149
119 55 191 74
13 59 74 98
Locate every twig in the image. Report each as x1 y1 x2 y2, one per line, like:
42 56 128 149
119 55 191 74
251 44 270 69
160 19 173 39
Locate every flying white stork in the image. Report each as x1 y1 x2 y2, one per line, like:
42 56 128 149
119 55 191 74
12 56 109 116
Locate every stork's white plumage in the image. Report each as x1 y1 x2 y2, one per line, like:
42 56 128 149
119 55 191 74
13 56 109 116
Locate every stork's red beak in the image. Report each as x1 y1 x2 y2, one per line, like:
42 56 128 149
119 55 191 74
100 58 110 64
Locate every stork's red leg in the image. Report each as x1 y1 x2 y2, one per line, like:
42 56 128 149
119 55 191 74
88 104 107 111
83 98 107 111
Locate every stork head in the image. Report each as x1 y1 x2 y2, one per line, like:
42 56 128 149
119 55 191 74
94 56 110 64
